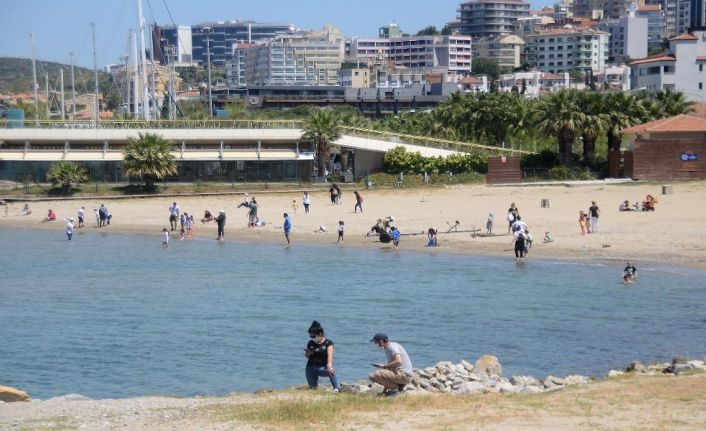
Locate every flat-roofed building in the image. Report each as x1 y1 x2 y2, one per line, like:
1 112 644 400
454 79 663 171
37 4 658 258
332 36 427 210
473 35 525 71
456 0 531 38
636 4 666 53
525 27 609 74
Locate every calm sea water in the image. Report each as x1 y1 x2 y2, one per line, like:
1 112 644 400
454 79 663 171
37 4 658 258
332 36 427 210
0 227 704 399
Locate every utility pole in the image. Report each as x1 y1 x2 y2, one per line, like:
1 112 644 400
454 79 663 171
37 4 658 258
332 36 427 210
137 0 150 121
70 52 77 119
60 68 65 120
121 55 130 116
202 26 213 118
92 22 100 124
30 33 39 123
45 72 50 119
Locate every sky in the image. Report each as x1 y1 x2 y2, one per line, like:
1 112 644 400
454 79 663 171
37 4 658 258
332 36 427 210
1 0 553 69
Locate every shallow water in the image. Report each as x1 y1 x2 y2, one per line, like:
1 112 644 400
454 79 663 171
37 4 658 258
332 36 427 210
0 227 704 399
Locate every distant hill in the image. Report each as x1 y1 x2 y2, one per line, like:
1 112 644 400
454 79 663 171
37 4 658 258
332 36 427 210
0 57 111 94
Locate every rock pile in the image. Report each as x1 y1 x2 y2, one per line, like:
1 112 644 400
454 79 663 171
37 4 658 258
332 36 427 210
608 357 706 377
341 354 591 396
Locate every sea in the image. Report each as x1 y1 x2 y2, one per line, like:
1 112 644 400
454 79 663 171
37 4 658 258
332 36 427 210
0 227 704 399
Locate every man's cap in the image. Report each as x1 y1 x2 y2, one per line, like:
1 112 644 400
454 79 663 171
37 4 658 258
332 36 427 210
370 333 388 342
219 209 225 213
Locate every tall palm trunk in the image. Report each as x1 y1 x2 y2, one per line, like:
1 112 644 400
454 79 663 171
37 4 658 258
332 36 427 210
607 131 622 178
582 132 596 164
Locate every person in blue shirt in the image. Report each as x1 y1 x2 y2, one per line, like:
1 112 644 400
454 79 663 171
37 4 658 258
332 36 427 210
283 213 293 246
391 226 401 251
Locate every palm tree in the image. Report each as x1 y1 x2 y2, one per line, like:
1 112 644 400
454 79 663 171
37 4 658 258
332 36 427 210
576 92 607 164
602 92 647 176
651 89 694 117
47 161 88 194
123 132 178 190
302 110 343 178
532 90 583 165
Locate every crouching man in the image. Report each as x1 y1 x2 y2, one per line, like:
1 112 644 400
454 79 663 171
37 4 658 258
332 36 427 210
369 333 413 397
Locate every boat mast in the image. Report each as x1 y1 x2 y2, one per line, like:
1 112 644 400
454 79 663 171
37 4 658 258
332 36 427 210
60 68 65 120
45 72 49 119
30 33 39 123
92 22 100 124
131 30 139 118
70 52 77 119
137 0 150 120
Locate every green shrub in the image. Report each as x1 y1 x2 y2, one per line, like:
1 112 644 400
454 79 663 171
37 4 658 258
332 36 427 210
548 166 571 180
521 149 559 169
382 146 488 175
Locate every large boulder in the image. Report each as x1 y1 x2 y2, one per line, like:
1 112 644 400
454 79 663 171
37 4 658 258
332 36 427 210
474 355 502 378
0 385 30 402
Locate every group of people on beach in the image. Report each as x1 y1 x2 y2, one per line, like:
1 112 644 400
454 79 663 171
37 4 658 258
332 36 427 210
305 320 413 397
507 203 533 262
578 201 601 235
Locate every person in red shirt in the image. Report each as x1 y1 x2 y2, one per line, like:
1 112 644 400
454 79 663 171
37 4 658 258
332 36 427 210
42 209 57 223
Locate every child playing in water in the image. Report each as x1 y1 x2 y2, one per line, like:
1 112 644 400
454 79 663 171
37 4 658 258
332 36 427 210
162 228 169 249
337 221 344 244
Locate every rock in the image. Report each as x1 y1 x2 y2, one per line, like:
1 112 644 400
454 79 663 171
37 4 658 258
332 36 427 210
511 375 539 387
474 355 502 378
608 370 624 377
254 388 273 394
543 376 567 388
454 381 485 395
418 380 431 389
496 382 516 393
688 360 706 371
416 369 431 379
467 372 483 381
433 381 447 392
564 375 590 385
461 360 475 372
521 386 544 394
45 394 91 402
369 383 385 395
0 385 30 402
626 361 647 373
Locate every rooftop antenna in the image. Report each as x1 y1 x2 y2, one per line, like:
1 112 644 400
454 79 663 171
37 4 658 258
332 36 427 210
30 33 39 123
92 22 100 124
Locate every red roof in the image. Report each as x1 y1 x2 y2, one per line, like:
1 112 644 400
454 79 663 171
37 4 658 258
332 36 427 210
629 53 676 66
669 33 698 42
622 114 706 134
637 5 661 11
697 56 706 61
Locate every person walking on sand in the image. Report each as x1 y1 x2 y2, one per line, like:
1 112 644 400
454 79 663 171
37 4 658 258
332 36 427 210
304 321 340 392
283 213 293 246
336 221 344 244
303 191 311 214
169 202 179 231
216 209 226 241
329 185 338 205
94 208 100 227
369 333 413 397
162 228 169 249
98 204 109 227
588 201 600 233
77 207 85 228
579 211 588 236
354 190 363 213
64 217 75 240
486 213 494 235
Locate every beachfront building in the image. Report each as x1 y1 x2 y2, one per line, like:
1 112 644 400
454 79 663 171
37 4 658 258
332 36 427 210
525 27 609 74
346 35 473 76
602 5 649 64
636 4 667 53
456 0 532 38
497 71 572 96
244 26 345 86
157 21 295 68
473 35 525 71
629 30 706 101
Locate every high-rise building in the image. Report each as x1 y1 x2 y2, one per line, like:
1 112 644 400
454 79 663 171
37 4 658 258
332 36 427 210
525 27 610 73
244 26 345 86
645 0 691 37
456 0 531 38
158 21 295 68
636 4 666 52
602 5 648 64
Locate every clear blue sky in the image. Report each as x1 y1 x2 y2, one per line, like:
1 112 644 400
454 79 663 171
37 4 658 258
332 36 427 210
1 0 553 68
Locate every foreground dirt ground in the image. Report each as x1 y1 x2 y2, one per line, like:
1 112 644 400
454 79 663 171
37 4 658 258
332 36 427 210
1 373 704 430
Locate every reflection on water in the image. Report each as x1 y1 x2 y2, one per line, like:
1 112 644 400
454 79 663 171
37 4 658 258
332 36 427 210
0 228 704 399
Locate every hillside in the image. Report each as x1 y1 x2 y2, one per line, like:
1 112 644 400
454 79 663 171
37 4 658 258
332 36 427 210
0 57 110 94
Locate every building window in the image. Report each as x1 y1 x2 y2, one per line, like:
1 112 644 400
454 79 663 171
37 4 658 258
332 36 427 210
700 83 703 90
701 64 704 72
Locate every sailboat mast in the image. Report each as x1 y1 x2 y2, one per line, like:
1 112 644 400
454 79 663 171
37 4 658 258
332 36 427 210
60 68 65 120
30 33 39 123
132 31 139 118
45 73 49 119
92 22 100 123
137 0 150 120
70 52 77 119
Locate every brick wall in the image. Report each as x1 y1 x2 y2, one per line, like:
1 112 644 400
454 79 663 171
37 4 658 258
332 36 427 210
487 156 522 184
633 139 706 180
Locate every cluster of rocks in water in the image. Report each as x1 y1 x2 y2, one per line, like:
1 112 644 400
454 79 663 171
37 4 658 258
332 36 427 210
340 355 706 397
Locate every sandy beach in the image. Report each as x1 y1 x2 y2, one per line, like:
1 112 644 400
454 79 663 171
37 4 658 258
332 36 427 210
2 181 705 269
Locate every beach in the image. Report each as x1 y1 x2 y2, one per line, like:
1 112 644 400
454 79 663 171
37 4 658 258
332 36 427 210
2 181 705 269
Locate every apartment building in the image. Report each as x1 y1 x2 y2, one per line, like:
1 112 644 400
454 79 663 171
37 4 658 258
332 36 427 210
602 5 648 64
456 0 531 38
574 0 634 20
473 35 525 71
636 5 666 52
497 71 572 96
525 27 610 74
347 35 473 75
630 31 706 101
244 26 345 86
515 15 555 40
158 21 295 68
225 43 256 88
644 0 691 37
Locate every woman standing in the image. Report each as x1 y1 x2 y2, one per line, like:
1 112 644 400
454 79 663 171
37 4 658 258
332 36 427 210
579 211 588 236
304 321 340 391
354 190 363 213
303 192 311 214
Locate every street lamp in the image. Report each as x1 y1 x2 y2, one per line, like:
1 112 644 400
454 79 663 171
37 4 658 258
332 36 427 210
201 26 214 117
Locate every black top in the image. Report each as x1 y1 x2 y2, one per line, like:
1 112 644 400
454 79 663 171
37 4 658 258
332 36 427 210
624 265 636 276
216 213 226 226
306 338 334 367
589 205 600 217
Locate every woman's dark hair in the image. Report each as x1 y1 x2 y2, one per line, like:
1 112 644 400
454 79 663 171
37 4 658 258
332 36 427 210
308 320 324 336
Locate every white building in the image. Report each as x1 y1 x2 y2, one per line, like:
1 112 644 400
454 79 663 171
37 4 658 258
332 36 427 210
225 42 256 87
473 35 525 71
630 31 706 101
594 64 631 90
604 5 648 64
497 71 571 97
525 27 609 74
346 35 473 76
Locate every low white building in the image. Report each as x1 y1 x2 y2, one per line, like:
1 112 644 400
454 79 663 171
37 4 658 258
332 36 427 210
629 30 706 101
594 64 631 90
497 71 571 97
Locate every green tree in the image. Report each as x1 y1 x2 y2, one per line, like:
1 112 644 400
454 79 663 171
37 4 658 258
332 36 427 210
440 24 454 36
647 89 694 117
302 110 343 177
47 161 88 193
416 25 439 36
123 133 178 190
576 91 607 164
472 58 501 81
178 100 209 120
602 92 647 176
532 90 583 165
